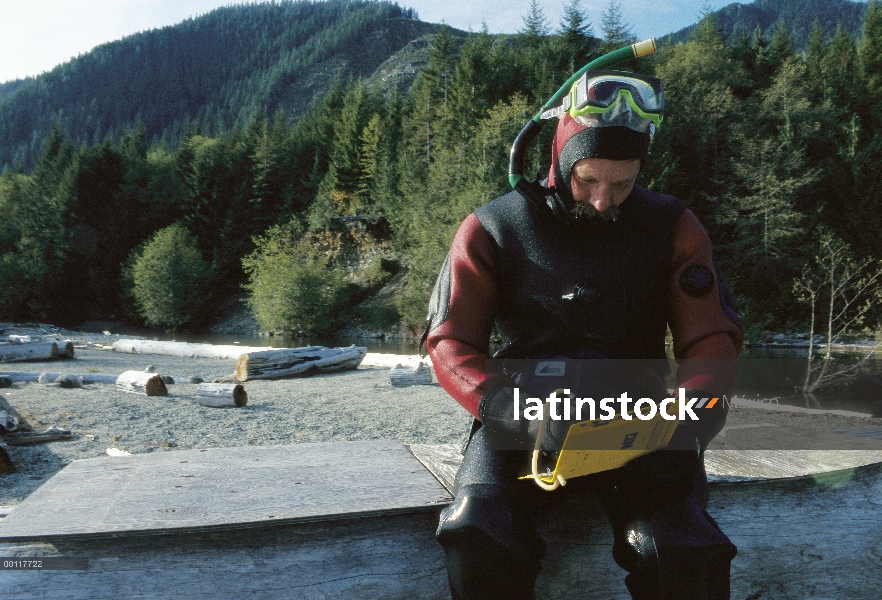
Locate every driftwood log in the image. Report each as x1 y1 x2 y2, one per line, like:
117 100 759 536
195 383 247 407
56 341 74 359
112 339 273 359
235 346 367 381
389 362 433 387
0 371 118 384
115 370 168 396
3 426 73 446
361 353 433 371
0 342 58 363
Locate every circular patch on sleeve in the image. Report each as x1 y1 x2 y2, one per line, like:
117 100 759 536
680 264 715 297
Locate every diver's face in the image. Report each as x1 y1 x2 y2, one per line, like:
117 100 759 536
569 158 640 217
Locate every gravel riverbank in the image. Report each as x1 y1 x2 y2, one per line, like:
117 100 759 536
0 348 470 505
1 345 881 506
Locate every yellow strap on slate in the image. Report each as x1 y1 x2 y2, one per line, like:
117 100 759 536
522 396 680 491
528 400 567 491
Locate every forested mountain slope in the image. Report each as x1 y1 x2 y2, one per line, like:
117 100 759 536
2 0 882 344
665 0 868 48
0 0 437 171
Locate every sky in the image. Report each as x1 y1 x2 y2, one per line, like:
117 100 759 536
0 0 736 84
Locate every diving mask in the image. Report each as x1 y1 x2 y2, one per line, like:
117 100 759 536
542 71 664 132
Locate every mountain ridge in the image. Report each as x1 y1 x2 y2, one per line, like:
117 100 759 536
0 1 442 171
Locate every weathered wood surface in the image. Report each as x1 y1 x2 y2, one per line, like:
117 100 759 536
408 443 463 492
390 362 433 387
0 440 451 541
114 370 167 396
708 423 882 451
0 371 118 384
0 342 58 363
235 345 367 381
0 513 451 600
194 383 247 407
731 395 875 418
706 449 882 481
1 460 880 598
410 443 882 490
112 339 272 359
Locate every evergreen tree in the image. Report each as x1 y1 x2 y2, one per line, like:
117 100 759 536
32 125 74 194
520 0 551 47
858 0 882 118
823 26 859 109
648 12 747 227
450 27 494 137
599 0 635 54
0 172 67 319
401 26 456 180
805 21 828 101
557 0 593 69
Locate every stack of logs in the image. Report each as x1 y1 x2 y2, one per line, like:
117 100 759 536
114 370 247 407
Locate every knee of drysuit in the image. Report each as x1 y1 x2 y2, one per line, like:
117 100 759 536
436 484 545 565
615 505 736 600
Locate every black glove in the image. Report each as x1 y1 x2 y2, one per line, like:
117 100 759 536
668 388 728 451
478 383 535 450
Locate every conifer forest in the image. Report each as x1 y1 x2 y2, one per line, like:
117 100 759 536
2 0 882 344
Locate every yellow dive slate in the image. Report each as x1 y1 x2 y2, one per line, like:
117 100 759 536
522 407 680 491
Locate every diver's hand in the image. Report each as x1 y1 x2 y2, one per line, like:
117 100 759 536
478 384 533 449
668 388 728 451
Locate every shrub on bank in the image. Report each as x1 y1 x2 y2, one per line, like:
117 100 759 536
130 223 209 329
243 222 353 335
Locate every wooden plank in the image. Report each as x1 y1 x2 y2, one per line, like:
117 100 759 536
3 427 73 446
708 424 882 450
704 449 882 481
716 463 882 599
0 440 452 542
408 443 882 485
407 443 463 492
1 464 881 599
0 513 450 600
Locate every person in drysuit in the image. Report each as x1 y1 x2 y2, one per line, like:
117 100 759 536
423 69 743 599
